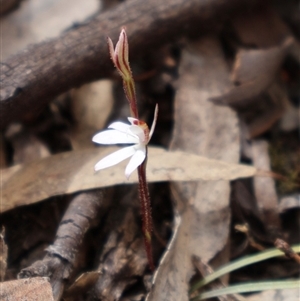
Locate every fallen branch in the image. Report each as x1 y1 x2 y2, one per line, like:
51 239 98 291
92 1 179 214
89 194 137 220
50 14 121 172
0 0 258 128
18 191 106 301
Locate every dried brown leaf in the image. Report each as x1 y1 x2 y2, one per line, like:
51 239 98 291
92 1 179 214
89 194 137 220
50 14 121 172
1 147 255 213
279 194 300 213
0 277 54 301
279 103 300 132
231 181 268 247
252 140 281 235
147 37 240 301
210 37 293 106
0 227 8 281
65 271 101 300
246 82 288 138
244 288 299 301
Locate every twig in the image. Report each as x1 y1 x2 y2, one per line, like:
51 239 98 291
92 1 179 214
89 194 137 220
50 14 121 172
275 238 300 264
18 191 106 301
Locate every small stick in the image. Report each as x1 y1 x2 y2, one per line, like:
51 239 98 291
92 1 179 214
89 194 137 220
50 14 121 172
275 238 300 264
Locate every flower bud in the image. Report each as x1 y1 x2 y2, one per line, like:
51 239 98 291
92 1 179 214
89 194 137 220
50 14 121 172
108 29 138 118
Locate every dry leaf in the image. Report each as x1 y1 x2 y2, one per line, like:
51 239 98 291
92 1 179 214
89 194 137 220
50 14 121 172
231 181 268 248
0 277 54 301
65 271 100 300
0 227 8 281
147 37 240 301
213 7 293 107
279 194 300 213
279 103 300 132
251 140 281 235
246 82 288 138
1 146 255 213
210 37 293 106
245 288 299 301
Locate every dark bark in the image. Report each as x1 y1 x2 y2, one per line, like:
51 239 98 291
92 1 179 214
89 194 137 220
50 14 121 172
0 0 24 16
87 186 148 301
0 0 258 129
18 191 106 301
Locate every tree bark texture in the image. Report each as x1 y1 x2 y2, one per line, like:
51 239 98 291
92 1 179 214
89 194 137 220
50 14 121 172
0 0 258 129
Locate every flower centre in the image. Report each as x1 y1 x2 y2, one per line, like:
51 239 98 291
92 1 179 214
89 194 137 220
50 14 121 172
132 119 150 144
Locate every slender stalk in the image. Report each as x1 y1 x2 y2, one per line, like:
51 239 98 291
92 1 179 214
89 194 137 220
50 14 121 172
137 153 154 271
108 28 155 270
123 78 139 119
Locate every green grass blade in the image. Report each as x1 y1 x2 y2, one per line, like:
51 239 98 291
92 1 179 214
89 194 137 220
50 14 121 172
190 244 300 293
191 279 300 300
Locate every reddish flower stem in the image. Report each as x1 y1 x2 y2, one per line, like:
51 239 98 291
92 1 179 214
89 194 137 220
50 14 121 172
137 153 154 271
108 29 154 270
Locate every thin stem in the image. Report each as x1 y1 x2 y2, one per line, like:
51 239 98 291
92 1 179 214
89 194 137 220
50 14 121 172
137 151 154 271
123 78 139 119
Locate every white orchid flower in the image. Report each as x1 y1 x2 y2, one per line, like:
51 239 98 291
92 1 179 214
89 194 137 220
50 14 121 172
93 104 158 179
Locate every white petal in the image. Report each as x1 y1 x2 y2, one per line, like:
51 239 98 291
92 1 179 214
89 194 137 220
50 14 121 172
108 121 131 133
94 145 136 171
129 125 145 142
92 130 139 145
128 117 139 125
149 104 158 140
125 145 146 179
